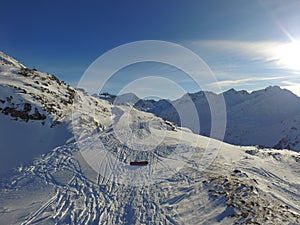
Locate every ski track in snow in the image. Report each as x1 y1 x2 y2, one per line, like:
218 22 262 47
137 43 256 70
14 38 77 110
1 140 299 225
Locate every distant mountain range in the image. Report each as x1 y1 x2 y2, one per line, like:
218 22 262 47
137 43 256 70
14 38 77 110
111 86 300 152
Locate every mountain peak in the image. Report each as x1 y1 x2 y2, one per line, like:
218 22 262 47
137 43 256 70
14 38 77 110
265 85 281 91
225 88 237 93
0 51 26 69
223 88 249 96
113 92 140 105
251 85 282 95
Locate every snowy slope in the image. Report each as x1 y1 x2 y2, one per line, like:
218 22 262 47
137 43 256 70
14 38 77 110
0 52 300 224
135 87 300 151
274 115 300 150
0 53 76 174
0 51 26 69
0 106 299 224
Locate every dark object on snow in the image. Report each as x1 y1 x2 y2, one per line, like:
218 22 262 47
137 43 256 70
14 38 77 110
130 161 148 166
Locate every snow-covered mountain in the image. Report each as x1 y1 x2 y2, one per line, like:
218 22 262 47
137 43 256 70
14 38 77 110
135 87 300 151
0 52 300 224
0 52 73 174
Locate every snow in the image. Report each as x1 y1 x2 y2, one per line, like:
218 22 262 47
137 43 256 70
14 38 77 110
0 52 300 224
0 56 74 174
0 51 25 69
1 133 299 224
0 112 71 174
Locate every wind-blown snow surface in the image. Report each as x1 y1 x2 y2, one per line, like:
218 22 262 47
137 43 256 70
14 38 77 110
0 52 300 224
1 135 300 224
135 87 300 151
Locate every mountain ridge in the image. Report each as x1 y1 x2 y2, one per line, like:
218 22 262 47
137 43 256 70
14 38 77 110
132 86 300 151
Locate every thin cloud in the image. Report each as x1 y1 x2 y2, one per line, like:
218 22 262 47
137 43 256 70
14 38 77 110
208 76 287 89
186 39 289 68
189 39 279 55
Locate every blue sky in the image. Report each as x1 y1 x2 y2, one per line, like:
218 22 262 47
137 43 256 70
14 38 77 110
1 0 300 99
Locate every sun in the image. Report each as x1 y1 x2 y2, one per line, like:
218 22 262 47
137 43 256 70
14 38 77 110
275 41 300 70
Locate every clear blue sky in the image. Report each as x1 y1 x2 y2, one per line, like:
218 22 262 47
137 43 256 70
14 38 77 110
1 0 300 99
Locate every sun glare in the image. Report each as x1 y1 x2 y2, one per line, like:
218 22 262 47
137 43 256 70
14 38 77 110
276 41 300 70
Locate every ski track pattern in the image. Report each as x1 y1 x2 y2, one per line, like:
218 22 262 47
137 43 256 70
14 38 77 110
1 141 300 225
11 143 195 225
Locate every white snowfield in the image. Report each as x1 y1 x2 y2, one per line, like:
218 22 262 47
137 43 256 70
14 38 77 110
0 52 300 224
